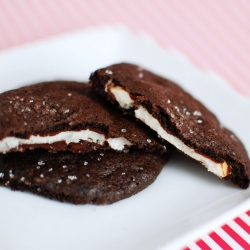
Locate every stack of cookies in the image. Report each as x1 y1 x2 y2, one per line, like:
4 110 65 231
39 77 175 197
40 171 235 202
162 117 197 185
1 63 250 205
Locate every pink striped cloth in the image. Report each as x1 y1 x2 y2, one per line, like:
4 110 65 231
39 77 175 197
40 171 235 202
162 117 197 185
0 0 250 97
0 1 250 249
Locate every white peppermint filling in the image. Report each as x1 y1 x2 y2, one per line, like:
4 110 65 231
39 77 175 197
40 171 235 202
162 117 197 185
110 85 134 109
108 85 229 178
0 129 133 153
107 137 132 150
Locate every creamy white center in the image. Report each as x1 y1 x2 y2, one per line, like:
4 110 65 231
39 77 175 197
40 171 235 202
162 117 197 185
0 129 132 153
110 85 134 109
108 85 229 178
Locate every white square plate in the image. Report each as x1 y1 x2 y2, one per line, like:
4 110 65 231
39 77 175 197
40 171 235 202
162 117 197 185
1 25 250 250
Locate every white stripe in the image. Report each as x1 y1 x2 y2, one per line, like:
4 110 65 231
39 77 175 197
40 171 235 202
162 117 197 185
215 227 244 250
227 220 250 244
239 213 250 226
200 234 223 250
185 242 201 250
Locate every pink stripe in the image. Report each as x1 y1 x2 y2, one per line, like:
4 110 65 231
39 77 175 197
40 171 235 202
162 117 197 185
209 231 234 250
234 217 250 234
222 224 250 249
195 238 212 250
182 247 191 250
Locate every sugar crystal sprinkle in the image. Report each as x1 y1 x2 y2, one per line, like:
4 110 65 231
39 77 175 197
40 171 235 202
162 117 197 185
105 69 113 75
37 188 41 192
193 111 202 116
122 172 126 175
49 168 53 172
84 161 88 166
62 165 67 168
100 153 104 156
121 128 126 132
0 173 4 178
68 175 77 181
68 93 72 97
20 177 25 181
138 72 143 78
40 174 44 178
37 166 40 169
147 139 152 143
97 157 101 161
86 174 90 178
197 119 203 124
174 106 180 112
167 99 171 104
38 160 45 166
58 179 62 183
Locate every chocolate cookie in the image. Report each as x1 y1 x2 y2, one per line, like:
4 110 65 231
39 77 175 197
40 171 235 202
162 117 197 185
90 63 250 189
0 149 167 204
0 81 167 154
